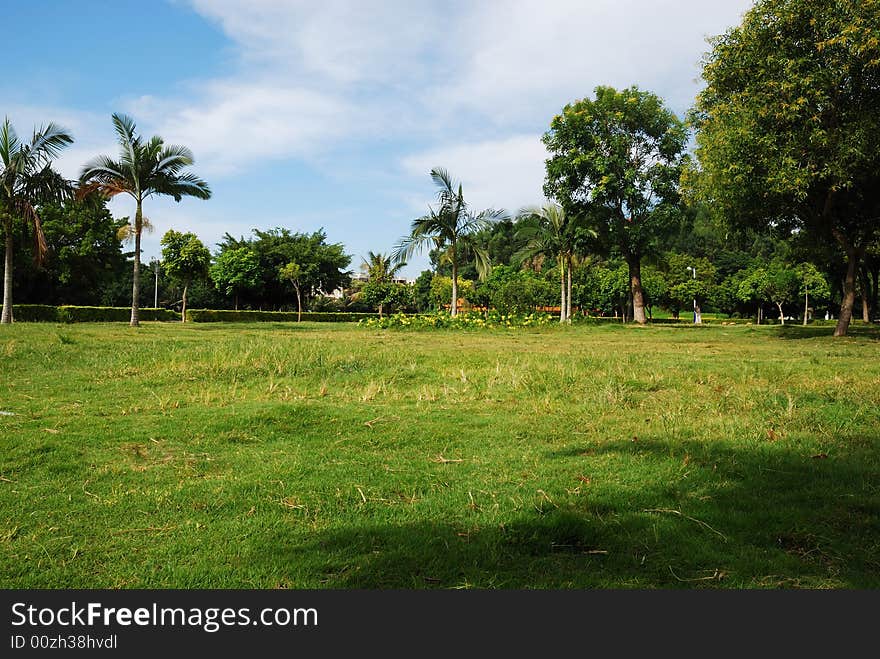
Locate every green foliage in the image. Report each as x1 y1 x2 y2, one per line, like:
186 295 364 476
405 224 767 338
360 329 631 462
476 265 556 315
360 280 412 314
796 262 831 302
185 309 377 322
160 230 210 287
429 275 474 309
360 311 554 330
11 304 61 322
412 270 434 312
210 246 260 301
693 0 880 334
217 228 351 310
543 86 688 259
9 197 129 306
56 306 178 322
1 118 74 322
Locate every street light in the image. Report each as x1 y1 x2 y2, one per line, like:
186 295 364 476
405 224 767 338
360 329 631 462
686 266 701 324
153 261 160 308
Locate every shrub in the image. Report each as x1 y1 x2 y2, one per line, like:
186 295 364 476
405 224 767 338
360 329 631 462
359 311 555 330
10 305 179 322
12 305 60 322
57 306 180 323
185 309 379 323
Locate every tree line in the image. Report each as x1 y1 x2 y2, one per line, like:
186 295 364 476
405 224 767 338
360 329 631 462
2 0 877 334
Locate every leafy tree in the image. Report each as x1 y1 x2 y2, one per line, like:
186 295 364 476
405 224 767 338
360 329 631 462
738 267 771 324
544 85 688 324
160 230 210 322
1 118 73 323
796 262 831 325
476 265 555 315
429 275 474 311
412 270 434 312
278 261 305 321
394 168 506 316
517 203 593 322
80 113 210 326
210 246 260 310
358 251 407 318
360 280 412 317
693 0 880 336
10 196 128 305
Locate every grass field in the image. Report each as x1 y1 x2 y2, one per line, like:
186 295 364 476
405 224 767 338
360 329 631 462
1 321 879 588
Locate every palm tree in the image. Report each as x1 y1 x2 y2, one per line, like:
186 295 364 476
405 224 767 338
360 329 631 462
80 114 210 327
1 118 74 323
517 203 591 322
362 251 405 283
360 251 406 318
393 168 505 316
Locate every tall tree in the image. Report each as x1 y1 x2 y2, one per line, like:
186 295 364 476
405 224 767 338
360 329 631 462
278 261 305 321
693 0 880 336
0 118 73 323
516 203 587 322
544 86 687 324
160 230 210 322
360 251 406 318
795 262 831 325
210 245 260 310
80 114 210 327
393 168 506 316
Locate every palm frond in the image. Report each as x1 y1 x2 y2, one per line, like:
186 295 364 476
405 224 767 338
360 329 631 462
151 171 211 201
29 123 74 163
0 117 20 167
156 144 195 173
14 199 48 264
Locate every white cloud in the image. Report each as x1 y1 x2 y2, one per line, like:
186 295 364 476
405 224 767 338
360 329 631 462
125 81 351 176
433 0 754 122
401 135 550 215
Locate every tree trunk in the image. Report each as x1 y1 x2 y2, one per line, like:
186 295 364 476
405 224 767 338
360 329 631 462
833 233 862 337
757 306 762 325
566 255 573 321
130 201 143 327
1 222 13 324
450 245 458 317
803 291 809 326
378 302 384 319
295 285 302 322
694 301 702 324
181 284 188 323
859 267 870 322
627 255 647 325
776 301 784 325
234 292 239 311
559 261 566 323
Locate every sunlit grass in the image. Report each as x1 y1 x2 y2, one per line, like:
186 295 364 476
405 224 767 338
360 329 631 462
1 321 878 588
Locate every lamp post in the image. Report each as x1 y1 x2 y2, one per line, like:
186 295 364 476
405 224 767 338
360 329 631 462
153 261 160 308
686 266 701 324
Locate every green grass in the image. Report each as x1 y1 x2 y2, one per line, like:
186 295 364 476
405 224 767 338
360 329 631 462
1 321 879 588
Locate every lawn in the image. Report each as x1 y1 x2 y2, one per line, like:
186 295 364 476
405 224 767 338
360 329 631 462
1 321 878 588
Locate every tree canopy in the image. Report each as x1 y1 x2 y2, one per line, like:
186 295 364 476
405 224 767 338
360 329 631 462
692 0 880 335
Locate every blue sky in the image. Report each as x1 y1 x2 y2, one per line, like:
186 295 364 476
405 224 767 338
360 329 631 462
5 0 753 278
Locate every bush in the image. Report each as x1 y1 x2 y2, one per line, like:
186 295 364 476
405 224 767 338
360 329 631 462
12 305 60 322
185 309 379 323
57 306 180 323
10 305 179 322
360 311 555 330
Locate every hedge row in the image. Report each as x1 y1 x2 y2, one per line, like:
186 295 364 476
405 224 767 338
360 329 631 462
12 305 180 322
185 309 379 323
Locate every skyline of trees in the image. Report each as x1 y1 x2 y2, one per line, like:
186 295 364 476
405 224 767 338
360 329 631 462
2 0 877 330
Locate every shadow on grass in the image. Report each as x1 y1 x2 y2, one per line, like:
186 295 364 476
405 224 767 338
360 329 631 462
246 435 880 589
771 323 880 340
